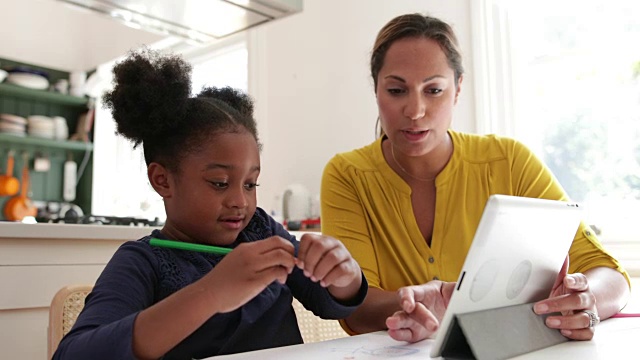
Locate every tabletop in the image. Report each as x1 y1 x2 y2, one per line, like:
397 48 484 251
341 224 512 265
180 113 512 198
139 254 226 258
210 317 640 360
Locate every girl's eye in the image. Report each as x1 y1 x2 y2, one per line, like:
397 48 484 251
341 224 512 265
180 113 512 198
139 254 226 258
427 88 443 95
244 183 260 191
210 181 229 189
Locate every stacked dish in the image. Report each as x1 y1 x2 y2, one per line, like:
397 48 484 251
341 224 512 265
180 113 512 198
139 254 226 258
52 116 69 140
27 115 55 139
5 67 49 90
0 114 27 136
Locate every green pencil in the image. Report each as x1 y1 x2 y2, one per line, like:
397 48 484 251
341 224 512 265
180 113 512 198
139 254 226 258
149 238 232 255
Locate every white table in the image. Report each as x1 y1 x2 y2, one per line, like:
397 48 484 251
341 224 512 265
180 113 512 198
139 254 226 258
211 317 640 360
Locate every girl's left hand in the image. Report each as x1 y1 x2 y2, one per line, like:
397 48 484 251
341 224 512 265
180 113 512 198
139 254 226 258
296 233 362 300
533 256 599 340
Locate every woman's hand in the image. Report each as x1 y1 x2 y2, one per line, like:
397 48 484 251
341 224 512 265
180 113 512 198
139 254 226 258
296 233 362 301
385 281 456 343
203 236 296 313
533 256 599 340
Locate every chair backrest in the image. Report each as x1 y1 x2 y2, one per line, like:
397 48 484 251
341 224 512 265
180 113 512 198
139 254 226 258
291 298 349 343
46 286 345 358
47 284 93 359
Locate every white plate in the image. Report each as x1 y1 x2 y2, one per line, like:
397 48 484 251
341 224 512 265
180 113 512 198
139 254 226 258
0 113 27 125
28 128 55 137
28 115 53 123
0 127 27 135
0 122 26 131
0 131 26 137
6 72 49 90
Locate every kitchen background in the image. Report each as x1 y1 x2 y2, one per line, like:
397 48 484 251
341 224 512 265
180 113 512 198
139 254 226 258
0 0 475 226
2 0 639 274
1 1 639 359
1 0 638 265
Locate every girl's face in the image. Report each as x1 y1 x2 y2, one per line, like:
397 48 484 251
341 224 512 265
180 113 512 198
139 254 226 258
376 37 462 157
161 131 260 245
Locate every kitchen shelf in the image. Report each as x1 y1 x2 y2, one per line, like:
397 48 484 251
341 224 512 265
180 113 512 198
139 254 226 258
0 57 94 220
0 83 89 107
0 133 93 151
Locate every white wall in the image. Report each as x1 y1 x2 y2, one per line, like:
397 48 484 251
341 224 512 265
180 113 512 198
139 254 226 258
0 0 163 71
250 0 475 213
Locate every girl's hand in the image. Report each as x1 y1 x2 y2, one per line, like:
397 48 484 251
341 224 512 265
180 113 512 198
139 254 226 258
203 236 296 314
533 256 599 340
296 233 362 301
386 281 455 343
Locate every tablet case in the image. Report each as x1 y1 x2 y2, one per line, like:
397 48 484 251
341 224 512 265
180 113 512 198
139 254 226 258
430 195 583 358
440 302 568 360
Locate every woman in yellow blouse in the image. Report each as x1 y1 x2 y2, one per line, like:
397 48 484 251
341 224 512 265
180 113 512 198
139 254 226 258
321 13 630 343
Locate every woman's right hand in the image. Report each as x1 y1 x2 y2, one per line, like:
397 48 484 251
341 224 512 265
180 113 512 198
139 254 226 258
203 236 296 314
385 281 455 342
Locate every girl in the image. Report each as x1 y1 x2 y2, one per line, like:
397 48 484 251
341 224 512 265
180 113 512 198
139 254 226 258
53 49 366 360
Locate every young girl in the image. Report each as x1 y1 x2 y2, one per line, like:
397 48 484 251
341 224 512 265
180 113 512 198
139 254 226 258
53 49 366 360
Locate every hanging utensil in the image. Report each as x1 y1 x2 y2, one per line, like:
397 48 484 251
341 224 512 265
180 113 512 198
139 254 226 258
4 152 37 221
0 150 20 197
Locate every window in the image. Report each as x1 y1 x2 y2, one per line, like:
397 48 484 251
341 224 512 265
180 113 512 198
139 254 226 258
92 39 248 222
473 0 640 273
190 43 248 92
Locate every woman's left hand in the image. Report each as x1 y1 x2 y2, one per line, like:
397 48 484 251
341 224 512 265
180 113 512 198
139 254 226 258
533 256 599 340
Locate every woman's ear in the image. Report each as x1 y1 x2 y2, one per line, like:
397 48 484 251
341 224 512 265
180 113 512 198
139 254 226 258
148 162 172 198
454 74 464 105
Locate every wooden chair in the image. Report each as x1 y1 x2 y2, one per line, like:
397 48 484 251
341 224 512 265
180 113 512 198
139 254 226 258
292 298 349 343
46 285 345 358
47 284 93 359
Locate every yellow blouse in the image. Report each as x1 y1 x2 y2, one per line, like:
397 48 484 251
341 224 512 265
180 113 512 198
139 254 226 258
321 130 629 294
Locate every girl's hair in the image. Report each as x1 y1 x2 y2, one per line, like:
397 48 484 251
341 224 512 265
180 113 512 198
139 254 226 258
103 48 260 173
370 13 464 90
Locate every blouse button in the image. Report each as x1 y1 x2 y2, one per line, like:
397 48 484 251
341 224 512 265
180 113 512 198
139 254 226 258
428 257 435 264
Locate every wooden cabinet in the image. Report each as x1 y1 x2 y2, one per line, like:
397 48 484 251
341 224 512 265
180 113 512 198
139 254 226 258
0 59 94 219
0 223 157 359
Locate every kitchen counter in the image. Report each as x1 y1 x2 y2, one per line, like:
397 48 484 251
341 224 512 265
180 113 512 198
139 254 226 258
0 222 161 359
0 221 161 240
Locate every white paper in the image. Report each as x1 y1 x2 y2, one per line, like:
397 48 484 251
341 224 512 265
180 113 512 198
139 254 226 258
212 331 434 360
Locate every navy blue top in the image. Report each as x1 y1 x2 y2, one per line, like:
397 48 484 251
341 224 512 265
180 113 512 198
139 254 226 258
53 208 367 360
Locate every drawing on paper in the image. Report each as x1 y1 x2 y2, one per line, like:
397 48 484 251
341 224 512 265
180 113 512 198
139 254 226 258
330 345 420 358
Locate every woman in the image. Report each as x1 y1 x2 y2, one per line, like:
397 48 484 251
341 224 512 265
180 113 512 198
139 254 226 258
320 13 630 343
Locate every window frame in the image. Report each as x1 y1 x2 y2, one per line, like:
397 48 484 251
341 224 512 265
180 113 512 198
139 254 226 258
470 0 640 276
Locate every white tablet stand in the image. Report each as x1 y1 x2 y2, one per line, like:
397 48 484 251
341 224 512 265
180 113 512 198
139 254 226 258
440 302 568 360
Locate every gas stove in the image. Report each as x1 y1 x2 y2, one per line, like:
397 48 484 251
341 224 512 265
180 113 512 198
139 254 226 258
33 200 164 227
41 215 163 227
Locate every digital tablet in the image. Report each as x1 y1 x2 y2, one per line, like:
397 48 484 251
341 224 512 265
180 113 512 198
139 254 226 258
430 195 583 358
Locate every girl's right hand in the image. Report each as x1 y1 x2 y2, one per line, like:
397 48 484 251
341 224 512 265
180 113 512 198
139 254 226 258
202 236 296 314
385 281 455 343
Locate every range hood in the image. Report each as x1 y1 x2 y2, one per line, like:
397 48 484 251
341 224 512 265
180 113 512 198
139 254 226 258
57 0 303 44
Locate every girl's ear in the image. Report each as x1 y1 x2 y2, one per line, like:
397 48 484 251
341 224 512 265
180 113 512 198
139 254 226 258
148 162 173 198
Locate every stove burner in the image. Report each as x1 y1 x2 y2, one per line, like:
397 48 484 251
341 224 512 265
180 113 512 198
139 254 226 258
41 215 163 227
